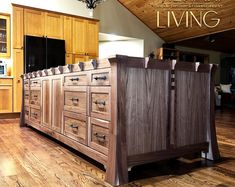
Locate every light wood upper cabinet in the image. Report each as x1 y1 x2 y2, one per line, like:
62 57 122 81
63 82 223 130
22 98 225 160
13 49 24 112
73 18 86 55
64 16 73 53
45 12 63 39
0 14 10 58
0 78 13 113
24 8 45 37
13 7 24 49
86 20 99 57
73 18 99 58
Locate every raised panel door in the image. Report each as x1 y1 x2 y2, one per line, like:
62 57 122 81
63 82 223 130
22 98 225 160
13 6 24 49
73 18 86 55
86 20 99 57
63 16 73 53
42 79 51 128
45 12 63 39
13 49 24 112
24 9 45 37
51 77 62 133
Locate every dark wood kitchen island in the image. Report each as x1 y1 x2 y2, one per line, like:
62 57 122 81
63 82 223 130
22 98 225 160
20 55 220 186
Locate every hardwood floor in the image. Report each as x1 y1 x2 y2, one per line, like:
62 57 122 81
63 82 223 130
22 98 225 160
0 109 235 187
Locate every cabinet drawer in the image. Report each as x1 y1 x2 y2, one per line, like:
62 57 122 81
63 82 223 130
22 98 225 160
24 90 29 105
30 79 41 87
30 90 41 106
89 118 110 155
29 108 41 124
64 87 87 115
25 106 29 120
64 111 87 145
90 87 111 121
24 79 29 88
90 68 111 86
64 73 88 86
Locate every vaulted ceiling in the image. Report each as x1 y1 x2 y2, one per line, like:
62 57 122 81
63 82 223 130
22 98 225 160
118 0 235 43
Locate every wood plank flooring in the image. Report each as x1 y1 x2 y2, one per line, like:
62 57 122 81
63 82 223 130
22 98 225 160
0 109 234 187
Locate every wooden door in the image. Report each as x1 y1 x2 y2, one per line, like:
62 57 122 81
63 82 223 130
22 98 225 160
73 18 86 55
0 79 13 113
63 16 73 53
24 8 45 37
13 49 24 112
42 79 51 128
13 6 24 49
86 20 99 57
51 77 62 133
65 53 73 64
45 12 63 39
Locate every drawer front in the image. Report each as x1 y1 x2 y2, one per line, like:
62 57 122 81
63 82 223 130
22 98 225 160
29 108 41 124
30 79 41 87
89 118 110 155
64 73 88 86
24 90 30 105
25 106 29 120
90 68 111 86
30 90 41 106
64 112 87 144
64 87 87 115
90 87 111 121
24 79 29 88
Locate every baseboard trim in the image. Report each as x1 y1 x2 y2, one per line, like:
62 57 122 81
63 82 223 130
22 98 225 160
0 113 20 119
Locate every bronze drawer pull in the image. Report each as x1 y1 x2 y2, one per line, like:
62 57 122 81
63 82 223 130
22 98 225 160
94 100 106 106
33 95 38 98
94 132 106 142
33 81 38 84
70 98 79 102
32 113 38 116
70 124 79 129
70 77 79 81
25 94 29 97
94 76 107 81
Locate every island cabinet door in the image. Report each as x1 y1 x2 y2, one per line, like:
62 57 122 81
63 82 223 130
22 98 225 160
51 77 63 133
41 78 51 128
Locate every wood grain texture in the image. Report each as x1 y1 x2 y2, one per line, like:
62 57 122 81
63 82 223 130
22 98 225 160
118 0 235 42
175 70 209 147
0 109 235 186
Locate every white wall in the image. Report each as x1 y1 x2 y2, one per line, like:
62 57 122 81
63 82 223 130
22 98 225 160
93 0 164 57
0 0 92 17
99 40 144 58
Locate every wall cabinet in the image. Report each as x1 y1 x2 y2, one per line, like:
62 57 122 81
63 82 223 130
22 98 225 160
45 12 63 39
73 18 99 58
0 14 10 58
24 8 45 37
13 49 24 112
0 78 13 113
13 7 24 49
24 9 63 39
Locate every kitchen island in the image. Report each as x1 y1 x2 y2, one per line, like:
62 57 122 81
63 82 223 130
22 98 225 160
20 55 220 185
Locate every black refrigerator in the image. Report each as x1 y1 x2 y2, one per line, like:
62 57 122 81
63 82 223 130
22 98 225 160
24 35 65 73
